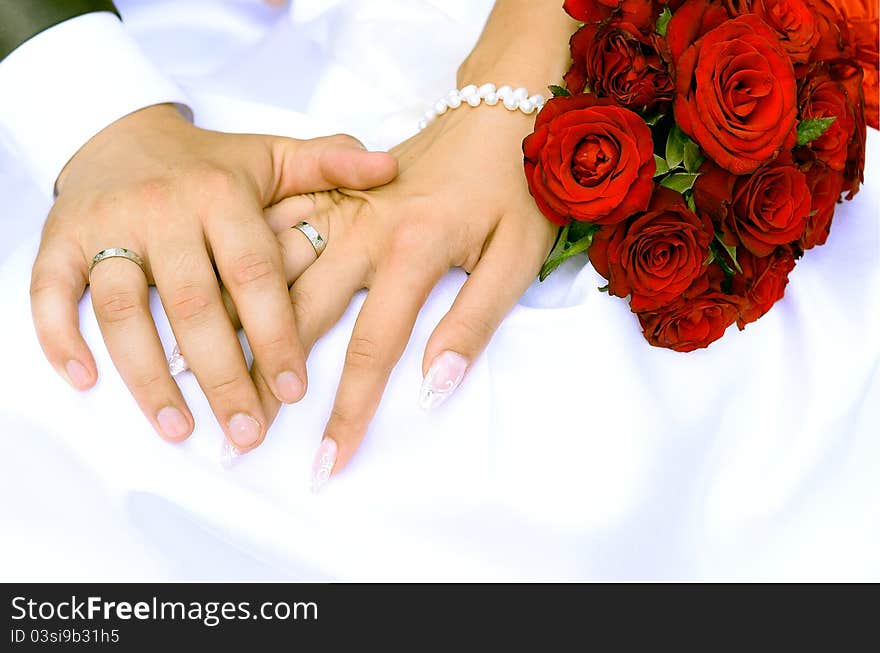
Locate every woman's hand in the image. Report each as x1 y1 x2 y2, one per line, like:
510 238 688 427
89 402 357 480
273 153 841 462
31 104 397 450
254 105 558 486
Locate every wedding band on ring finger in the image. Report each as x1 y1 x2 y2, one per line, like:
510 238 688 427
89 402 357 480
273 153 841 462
292 221 326 257
89 247 146 279
277 220 328 284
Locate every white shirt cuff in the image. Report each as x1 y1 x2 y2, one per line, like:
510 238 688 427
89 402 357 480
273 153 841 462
0 12 192 198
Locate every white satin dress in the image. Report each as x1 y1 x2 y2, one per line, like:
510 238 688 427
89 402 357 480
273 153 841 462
1 0 878 581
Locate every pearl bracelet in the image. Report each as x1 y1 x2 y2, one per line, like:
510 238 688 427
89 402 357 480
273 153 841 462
418 83 546 131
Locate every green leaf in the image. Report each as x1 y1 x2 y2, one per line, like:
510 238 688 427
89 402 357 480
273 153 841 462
653 154 670 178
644 110 665 126
665 125 688 169
548 84 571 98
539 224 599 281
713 234 743 274
686 193 697 213
656 6 672 37
683 140 704 173
660 172 700 194
797 117 836 146
598 284 609 293
703 249 716 267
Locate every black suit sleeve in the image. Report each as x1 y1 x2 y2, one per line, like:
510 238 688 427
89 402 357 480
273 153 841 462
0 0 120 61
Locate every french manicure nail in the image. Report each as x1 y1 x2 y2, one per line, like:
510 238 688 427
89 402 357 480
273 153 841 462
418 351 468 411
275 371 305 403
220 439 244 469
65 359 91 390
168 344 189 376
156 406 189 440
310 437 337 494
227 413 261 448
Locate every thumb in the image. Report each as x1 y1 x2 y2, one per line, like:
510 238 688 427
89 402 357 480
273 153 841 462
263 134 398 203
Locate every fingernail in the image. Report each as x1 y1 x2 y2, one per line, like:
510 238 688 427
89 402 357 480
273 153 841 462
64 359 91 390
220 440 244 469
227 413 261 448
419 351 468 411
310 437 337 494
275 371 305 403
156 406 189 440
168 344 189 376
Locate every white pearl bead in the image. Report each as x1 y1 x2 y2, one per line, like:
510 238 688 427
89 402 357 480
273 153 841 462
497 85 513 99
466 94 481 107
425 108 438 120
503 95 518 110
434 100 448 115
460 84 478 98
418 119 428 131
513 87 529 101
529 94 545 107
484 92 499 106
478 83 496 98
447 93 462 109
518 99 535 114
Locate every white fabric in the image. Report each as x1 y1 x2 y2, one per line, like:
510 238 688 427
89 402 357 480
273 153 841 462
1 0 879 581
0 12 190 198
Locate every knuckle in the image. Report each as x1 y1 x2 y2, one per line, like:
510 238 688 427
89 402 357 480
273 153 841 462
290 285 315 321
197 167 239 196
328 406 362 434
95 289 141 324
389 220 430 258
228 251 277 287
329 133 361 148
133 178 175 208
205 375 242 397
129 372 166 393
344 335 383 370
453 308 495 344
168 284 212 323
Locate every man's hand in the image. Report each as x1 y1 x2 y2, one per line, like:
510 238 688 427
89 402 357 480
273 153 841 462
30 104 397 450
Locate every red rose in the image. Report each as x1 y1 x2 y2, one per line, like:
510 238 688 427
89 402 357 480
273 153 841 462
636 291 741 352
523 94 655 226
727 0 820 64
797 66 857 172
801 164 844 249
828 59 867 198
589 187 713 311
564 22 673 110
695 159 810 257
803 0 850 62
563 0 657 30
730 246 797 328
673 14 798 174
839 0 879 129
664 0 730 66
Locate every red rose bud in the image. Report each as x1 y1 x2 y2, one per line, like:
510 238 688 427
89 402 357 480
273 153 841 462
673 14 798 175
637 291 741 352
801 164 845 249
563 0 657 29
523 94 655 226
730 246 797 329
727 0 821 64
564 22 673 110
589 187 713 311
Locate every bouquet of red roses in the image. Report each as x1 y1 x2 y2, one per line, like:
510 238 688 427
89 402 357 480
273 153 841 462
524 0 869 351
